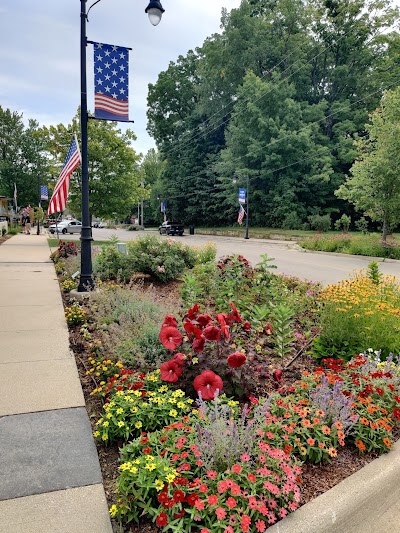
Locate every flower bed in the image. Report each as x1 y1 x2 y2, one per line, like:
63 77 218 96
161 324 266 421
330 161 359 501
53 246 400 532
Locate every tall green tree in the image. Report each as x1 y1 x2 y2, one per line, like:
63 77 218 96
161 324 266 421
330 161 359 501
0 106 49 207
336 87 400 240
43 111 143 220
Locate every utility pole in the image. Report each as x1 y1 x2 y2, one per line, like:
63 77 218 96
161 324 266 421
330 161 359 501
245 175 249 240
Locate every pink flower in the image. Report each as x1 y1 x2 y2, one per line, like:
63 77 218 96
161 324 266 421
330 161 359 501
216 507 226 520
160 360 183 383
195 500 205 511
226 497 237 509
255 520 266 532
207 470 217 480
217 481 228 493
159 326 182 350
240 453 250 462
200 529 210 533
207 495 218 505
279 508 288 518
194 371 223 400
232 464 242 474
227 352 247 369
247 474 256 483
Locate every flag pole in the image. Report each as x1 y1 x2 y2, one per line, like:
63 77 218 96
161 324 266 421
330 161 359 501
245 175 249 240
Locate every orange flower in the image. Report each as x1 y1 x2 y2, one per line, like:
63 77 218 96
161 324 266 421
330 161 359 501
322 426 331 435
355 439 366 451
318 442 325 449
328 448 337 457
307 438 315 446
370 422 378 429
360 417 369 425
334 421 343 430
313 418 321 424
383 437 392 448
302 419 312 427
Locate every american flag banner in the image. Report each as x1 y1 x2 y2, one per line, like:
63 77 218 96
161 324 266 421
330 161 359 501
238 204 245 225
93 42 130 122
47 136 81 216
40 186 48 201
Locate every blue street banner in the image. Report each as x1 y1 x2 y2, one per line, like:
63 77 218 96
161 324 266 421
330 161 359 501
238 188 246 204
40 185 48 201
93 42 130 122
160 202 166 213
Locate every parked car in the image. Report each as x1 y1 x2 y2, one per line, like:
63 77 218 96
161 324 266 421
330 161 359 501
48 220 82 235
159 221 184 236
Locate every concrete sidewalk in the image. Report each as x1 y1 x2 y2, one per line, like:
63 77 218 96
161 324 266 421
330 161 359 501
0 234 112 533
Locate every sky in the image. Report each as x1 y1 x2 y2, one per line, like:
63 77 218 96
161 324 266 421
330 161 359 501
0 0 242 158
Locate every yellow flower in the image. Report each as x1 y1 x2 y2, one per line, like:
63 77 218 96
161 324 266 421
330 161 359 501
177 402 185 409
93 431 100 438
117 421 125 428
106 413 112 419
109 504 118 518
135 421 142 429
129 466 138 474
101 434 108 441
145 463 156 471
187 399 194 404
102 421 109 427
154 479 164 491
166 473 176 483
116 408 124 415
169 409 178 417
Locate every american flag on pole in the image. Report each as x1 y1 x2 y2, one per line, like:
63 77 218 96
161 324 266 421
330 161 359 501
238 205 245 225
93 42 130 122
47 135 81 216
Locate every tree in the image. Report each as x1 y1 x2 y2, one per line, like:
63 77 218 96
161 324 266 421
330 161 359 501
0 106 49 207
43 110 143 221
336 87 400 240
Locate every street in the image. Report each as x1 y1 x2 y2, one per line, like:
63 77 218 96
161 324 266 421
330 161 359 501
56 227 400 285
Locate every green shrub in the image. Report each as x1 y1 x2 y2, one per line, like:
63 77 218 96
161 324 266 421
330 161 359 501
300 233 400 259
126 235 196 283
308 214 331 232
334 214 351 233
94 245 132 281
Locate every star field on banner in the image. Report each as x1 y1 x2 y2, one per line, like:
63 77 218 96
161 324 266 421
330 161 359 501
47 136 81 216
93 42 130 122
40 186 48 201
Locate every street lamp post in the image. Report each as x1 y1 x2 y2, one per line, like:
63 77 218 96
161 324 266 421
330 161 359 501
77 0 165 292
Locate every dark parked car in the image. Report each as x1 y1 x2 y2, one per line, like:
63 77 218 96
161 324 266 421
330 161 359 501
159 221 184 236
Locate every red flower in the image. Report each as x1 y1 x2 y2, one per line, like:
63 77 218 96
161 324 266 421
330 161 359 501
192 337 206 352
229 301 242 323
156 512 168 526
173 490 185 503
186 304 200 319
243 321 251 331
173 353 185 367
376 388 384 396
157 492 169 503
203 325 221 341
186 493 199 506
273 369 283 382
159 326 183 350
174 509 186 519
393 408 400 420
216 313 230 340
184 319 203 339
193 370 223 400
227 352 247 368
265 322 273 335
162 314 178 328
196 314 213 328
160 360 183 382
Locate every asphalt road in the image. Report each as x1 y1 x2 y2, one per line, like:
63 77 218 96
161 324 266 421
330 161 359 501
55 227 400 285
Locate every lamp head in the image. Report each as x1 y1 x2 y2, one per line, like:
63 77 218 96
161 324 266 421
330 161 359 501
145 0 165 26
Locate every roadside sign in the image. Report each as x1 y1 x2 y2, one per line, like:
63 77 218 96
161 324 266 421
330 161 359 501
238 188 246 204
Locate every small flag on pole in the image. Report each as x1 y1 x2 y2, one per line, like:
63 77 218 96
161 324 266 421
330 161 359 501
47 135 81 216
238 205 245 225
40 186 48 201
93 42 130 122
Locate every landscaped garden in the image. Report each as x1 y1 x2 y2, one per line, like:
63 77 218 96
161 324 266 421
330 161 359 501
50 236 400 532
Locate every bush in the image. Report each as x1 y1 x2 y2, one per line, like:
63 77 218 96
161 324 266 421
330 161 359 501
300 233 400 259
334 214 351 233
355 217 369 234
126 235 197 283
307 214 331 232
282 212 303 230
64 301 86 326
94 245 132 281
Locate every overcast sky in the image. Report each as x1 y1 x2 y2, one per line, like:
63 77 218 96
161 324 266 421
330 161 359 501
0 0 241 157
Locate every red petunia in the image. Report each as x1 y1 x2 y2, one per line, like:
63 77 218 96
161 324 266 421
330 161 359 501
162 314 178 328
192 337 206 352
160 360 183 382
229 301 242 323
273 369 283 382
173 353 185 367
184 320 203 339
227 352 247 369
243 321 251 331
159 326 183 350
203 325 221 341
193 370 223 400
196 314 213 328
216 313 230 340
156 512 168 526
186 304 200 319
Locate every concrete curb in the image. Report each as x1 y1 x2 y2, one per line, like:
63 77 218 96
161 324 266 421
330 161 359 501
267 439 400 532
